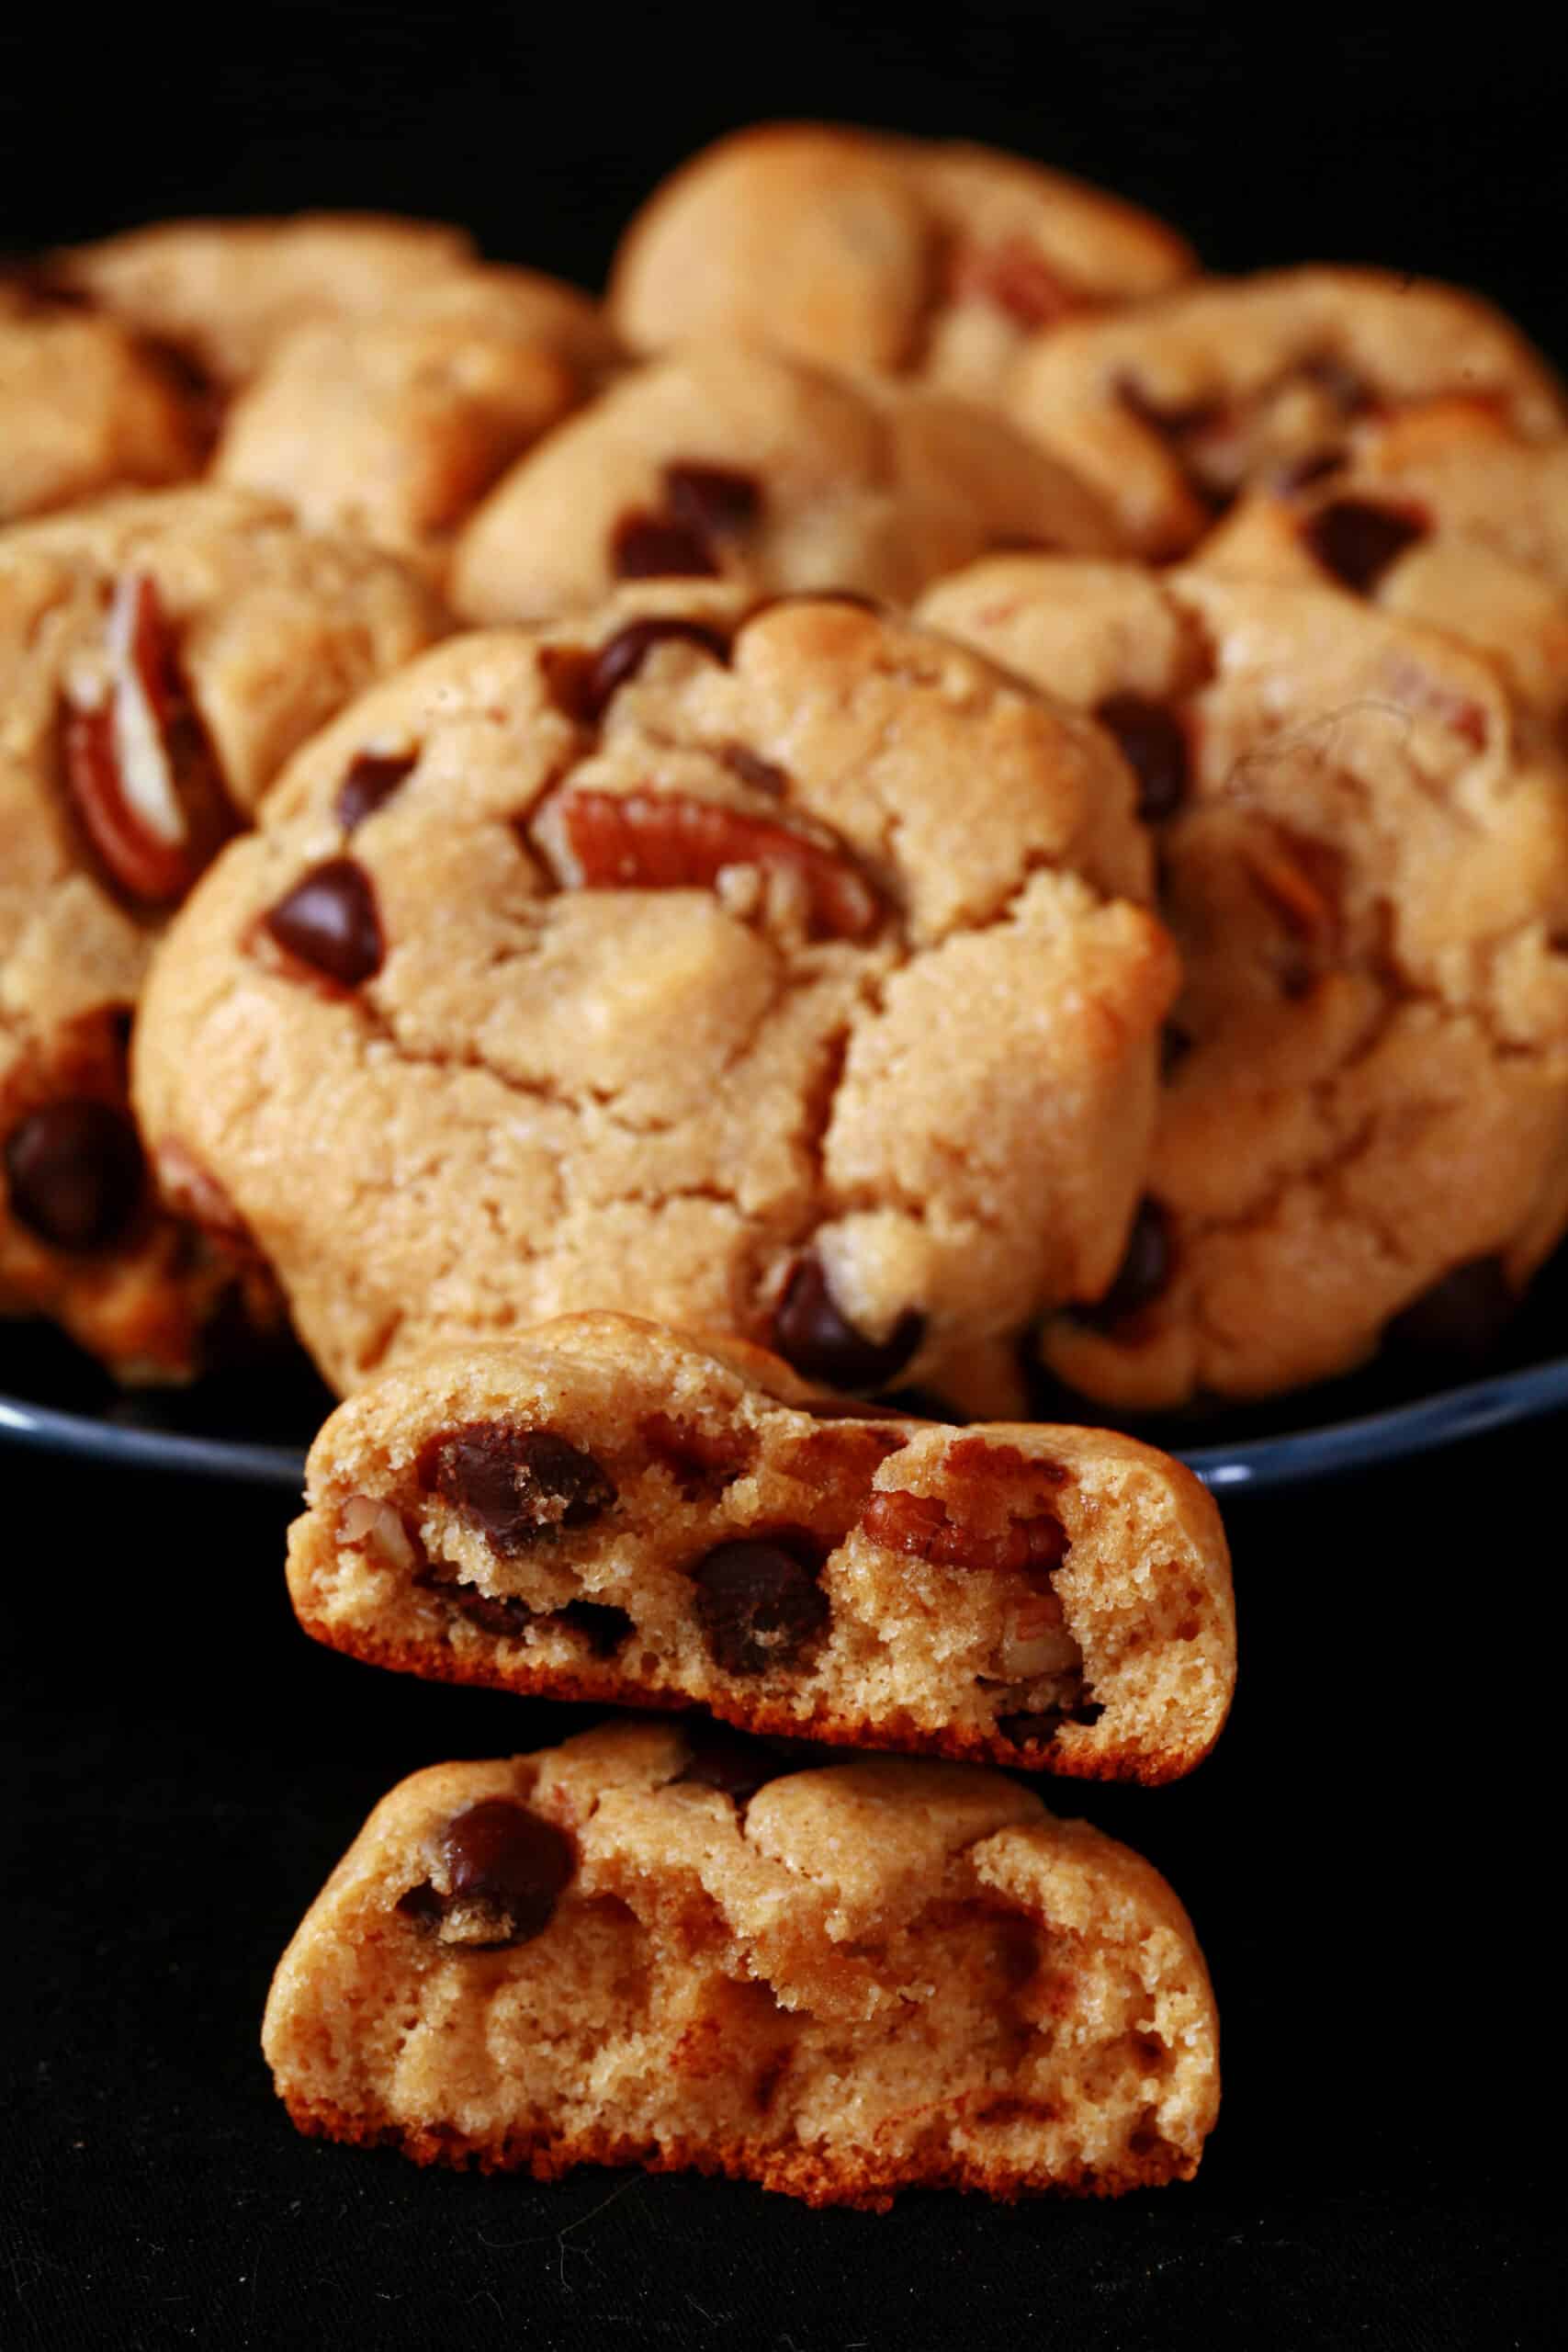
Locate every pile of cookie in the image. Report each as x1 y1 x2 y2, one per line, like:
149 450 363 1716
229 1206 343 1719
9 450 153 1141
6 119 1567 2204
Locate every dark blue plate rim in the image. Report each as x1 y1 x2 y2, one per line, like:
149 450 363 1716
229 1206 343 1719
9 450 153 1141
6 1349 1568 1494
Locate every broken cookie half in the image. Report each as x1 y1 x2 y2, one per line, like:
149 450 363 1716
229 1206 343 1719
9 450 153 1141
288 1313 1235 1781
263 1721 1220 2208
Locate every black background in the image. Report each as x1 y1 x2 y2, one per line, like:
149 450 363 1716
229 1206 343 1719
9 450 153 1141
3 5 1566 2346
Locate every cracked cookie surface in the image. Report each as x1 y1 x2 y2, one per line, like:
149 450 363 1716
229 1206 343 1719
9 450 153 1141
1004 267 1568 557
0 486 446 1380
449 336 1123 623
215 266 618 579
919 557 1568 1405
1200 400 1568 719
609 121 1194 406
263 1720 1220 2208
289 1313 1235 1781
134 585 1178 1408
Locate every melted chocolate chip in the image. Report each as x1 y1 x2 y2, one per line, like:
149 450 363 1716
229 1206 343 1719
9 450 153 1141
262 857 383 988
688 1538 830 1676
548 617 732 727
1095 694 1191 822
610 510 719 581
999 1690 1105 1746
4 1099 145 1253
1301 499 1428 594
1070 1199 1174 1331
440 1579 536 1638
721 743 791 797
672 1727 786 1807
555 1600 633 1657
1384 1255 1517 1363
771 1255 924 1394
424 1422 616 1555
429 1798 576 1947
664 461 763 540
335 751 418 832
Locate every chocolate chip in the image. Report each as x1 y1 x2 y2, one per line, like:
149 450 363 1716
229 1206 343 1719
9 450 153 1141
434 1798 575 1947
440 1579 536 1638
720 743 791 797
547 617 732 727
4 1099 145 1252
688 1539 830 1676
555 1600 633 1657
335 752 418 832
1070 1198 1174 1331
672 1727 785 1807
1301 499 1427 594
1384 1255 1517 1363
423 1422 616 1555
771 1254 925 1394
1095 694 1191 822
663 461 763 540
999 1690 1105 1746
610 510 719 581
262 856 383 988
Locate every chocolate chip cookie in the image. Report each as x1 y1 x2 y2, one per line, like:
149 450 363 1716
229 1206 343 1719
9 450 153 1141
288 1313 1235 1781
919 556 1568 1406
610 122 1194 405
0 486 446 1380
263 1721 1220 2207
1004 267 1568 556
214 266 619 578
0 292 203 523
50 210 476 389
1201 399 1568 718
449 337 1122 622
134 587 1178 1410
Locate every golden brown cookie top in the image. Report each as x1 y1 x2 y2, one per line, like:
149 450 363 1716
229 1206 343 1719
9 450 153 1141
134 587 1176 1406
0 301 202 524
920 555 1568 1402
1005 267 1568 556
449 337 1123 622
609 121 1194 398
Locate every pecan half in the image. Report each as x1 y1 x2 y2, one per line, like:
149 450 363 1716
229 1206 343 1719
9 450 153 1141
544 790 882 940
62 573 237 909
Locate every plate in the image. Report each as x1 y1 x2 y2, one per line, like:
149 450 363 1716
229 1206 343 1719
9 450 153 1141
6 1253 1568 1493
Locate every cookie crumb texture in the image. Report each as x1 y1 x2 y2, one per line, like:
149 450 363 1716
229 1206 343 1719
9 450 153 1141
0 485 446 1379
135 590 1178 1409
919 558 1568 1404
262 1724 1220 2208
289 1316 1235 1781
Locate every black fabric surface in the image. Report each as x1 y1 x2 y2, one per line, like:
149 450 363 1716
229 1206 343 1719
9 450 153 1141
2 6 1566 2343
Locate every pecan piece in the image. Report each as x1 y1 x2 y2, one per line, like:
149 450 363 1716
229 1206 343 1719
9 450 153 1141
545 790 881 940
62 573 237 909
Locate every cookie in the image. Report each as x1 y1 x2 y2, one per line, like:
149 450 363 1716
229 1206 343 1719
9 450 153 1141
0 295 202 524
448 337 1123 623
214 267 619 577
0 486 446 1380
918 556 1568 1405
50 211 476 389
1003 267 1568 557
133 587 1177 1411
288 1313 1235 1781
1200 400 1568 718
263 1720 1220 2207
609 122 1194 405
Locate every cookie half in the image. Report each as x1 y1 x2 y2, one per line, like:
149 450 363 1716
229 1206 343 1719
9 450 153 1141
919 557 1568 1406
288 1315 1235 1781
1005 267 1567 555
449 336 1122 622
263 1722 1220 2208
134 587 1177 1409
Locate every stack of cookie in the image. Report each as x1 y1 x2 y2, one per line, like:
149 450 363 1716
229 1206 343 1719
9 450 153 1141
5 118 1567 2204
